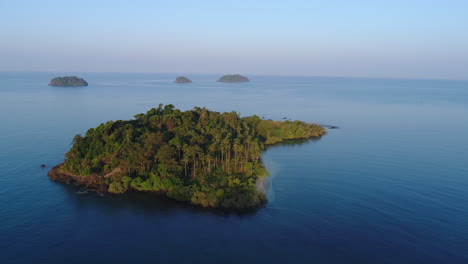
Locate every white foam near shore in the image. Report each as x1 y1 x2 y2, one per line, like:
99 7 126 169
256 175 269 194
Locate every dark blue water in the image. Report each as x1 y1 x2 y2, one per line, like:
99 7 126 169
1 72 467 263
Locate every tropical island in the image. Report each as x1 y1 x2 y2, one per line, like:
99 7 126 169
49 76 88 86
173 76 192 83
217 74 250 83
49 105 326 210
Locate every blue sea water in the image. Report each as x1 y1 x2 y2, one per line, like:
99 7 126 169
0 72 467 263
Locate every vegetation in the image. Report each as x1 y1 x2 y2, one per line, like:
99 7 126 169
49 76 88 86
217 74 249 83
173 76 192 83
49 105 326 209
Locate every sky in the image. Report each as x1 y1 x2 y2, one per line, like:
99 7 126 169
1 0 467 79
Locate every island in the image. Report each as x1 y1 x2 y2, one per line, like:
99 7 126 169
217 74 250 83
49 76 88 86
173 76 192 83
49 104 326 210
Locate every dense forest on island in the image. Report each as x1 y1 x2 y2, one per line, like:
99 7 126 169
49 105 326 209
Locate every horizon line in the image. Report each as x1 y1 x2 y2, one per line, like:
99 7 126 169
1 70 467 82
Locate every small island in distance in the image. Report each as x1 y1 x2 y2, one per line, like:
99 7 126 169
217 74 250 83
49 104 326 210
49 76 88 87
173 76 192 83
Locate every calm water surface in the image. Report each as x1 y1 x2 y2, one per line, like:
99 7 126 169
1 73 467 263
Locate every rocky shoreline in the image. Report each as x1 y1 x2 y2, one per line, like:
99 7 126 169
48 163 269 210
48 164 108 194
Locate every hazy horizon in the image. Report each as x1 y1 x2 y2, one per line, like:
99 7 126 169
2 0 467 80
3 71 468 82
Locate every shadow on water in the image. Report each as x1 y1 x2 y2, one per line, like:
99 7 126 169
53 181 261 218
264 136 324 150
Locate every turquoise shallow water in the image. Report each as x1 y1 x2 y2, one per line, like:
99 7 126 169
1 72 468 263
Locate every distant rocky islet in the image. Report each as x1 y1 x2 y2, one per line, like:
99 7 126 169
173 74 250 83
173 76 192 83
217 74 250 82
48 74 251 86
49 76 88 86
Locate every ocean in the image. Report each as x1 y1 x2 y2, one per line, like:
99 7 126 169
1 72 467 263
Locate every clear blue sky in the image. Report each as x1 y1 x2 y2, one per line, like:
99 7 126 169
1 0 467 79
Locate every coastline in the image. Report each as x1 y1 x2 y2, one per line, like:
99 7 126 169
48 122 327 210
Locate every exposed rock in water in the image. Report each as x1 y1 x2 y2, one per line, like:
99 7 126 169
76 188 88 194
40 164 46 168
217 74 249 83
49 76 88 87
173 76 192 83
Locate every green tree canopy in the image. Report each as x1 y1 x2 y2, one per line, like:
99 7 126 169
50 105 326 210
